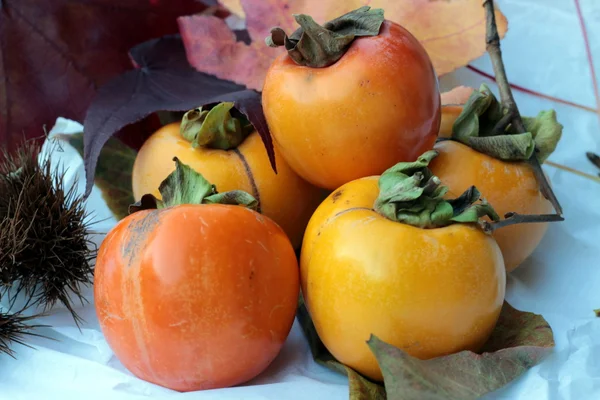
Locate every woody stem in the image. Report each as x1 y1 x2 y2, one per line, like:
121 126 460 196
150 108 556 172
482 212 565 234
483 0 563 216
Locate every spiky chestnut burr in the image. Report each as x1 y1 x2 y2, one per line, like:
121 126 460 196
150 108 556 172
0 139 97 326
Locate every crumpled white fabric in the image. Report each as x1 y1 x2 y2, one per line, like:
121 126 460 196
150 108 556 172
1 0 600 398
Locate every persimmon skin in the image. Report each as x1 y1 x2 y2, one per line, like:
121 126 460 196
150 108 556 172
429 140 553 272
262 20 441 191
132 122 326 248
300 177 505 382
94 204 300 392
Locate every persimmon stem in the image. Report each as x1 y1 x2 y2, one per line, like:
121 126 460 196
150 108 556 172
483 0 563 216
490 109 514 136
481 212 564 234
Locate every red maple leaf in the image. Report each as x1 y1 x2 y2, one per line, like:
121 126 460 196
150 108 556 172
0 0 213 154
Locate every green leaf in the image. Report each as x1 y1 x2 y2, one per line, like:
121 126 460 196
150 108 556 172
158 157 216 208
522 110 563 163
452 83 503 142
131 157 259 212
367 302 554 400
297 297 386 400
373 150 499 228
56 133 135 220
451 84 562 162
204 190 259 210
448 186 499 223
468 132 535 161
180 102 253 150
266 6 385 68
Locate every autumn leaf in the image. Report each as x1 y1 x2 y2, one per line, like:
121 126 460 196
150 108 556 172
0 0 215 156
441 86 476 106
179 0 508 91
56 133 136 221
298 301 554 400
81 35 275 197
369 302 554 400
218 0 244 18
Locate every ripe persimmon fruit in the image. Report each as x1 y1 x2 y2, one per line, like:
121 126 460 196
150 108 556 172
95 159 300 392
430 140 553 272
262 7 441 191
132 102 325 249
429 84 563 272
300 151 506 382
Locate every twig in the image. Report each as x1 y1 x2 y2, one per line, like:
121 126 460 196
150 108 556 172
481 212 565 234
545 160 600 183
483 0 563 216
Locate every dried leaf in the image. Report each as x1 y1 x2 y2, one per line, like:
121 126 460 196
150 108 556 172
298 300 552 400
56 133 136 221
82 36 276 197
368 302 554 400
0 0 209 155
182 1 508 90
297 298 386 400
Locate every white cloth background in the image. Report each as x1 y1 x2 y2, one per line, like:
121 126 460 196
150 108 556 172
1 0 599 398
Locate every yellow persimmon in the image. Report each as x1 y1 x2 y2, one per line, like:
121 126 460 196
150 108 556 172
429 84 562 272
300 151 506 382
132 103 325 248
430 140 553 272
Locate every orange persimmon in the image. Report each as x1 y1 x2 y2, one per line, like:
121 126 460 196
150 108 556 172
262 7 441 191
132 102 325 249
95 160 300 392
300 151 506 382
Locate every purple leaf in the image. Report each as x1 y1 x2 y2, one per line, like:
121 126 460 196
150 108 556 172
82 35 276 198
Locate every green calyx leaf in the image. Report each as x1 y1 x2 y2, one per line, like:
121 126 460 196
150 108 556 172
373 150 499 229
265 6 384 68
522 109 563 163
129 157 258 213
452 84 563 162
180 102 254 150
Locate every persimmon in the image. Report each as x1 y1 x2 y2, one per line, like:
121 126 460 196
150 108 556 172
132 102 325 249
95 159 300 392
300 150 506 382
262 7 441 190
429 84 563 272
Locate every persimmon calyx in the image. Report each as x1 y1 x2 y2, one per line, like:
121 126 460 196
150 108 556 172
180 102 254 150
129 157 258 214
452 84 563 163
265 6 384 68
373 150 499 229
